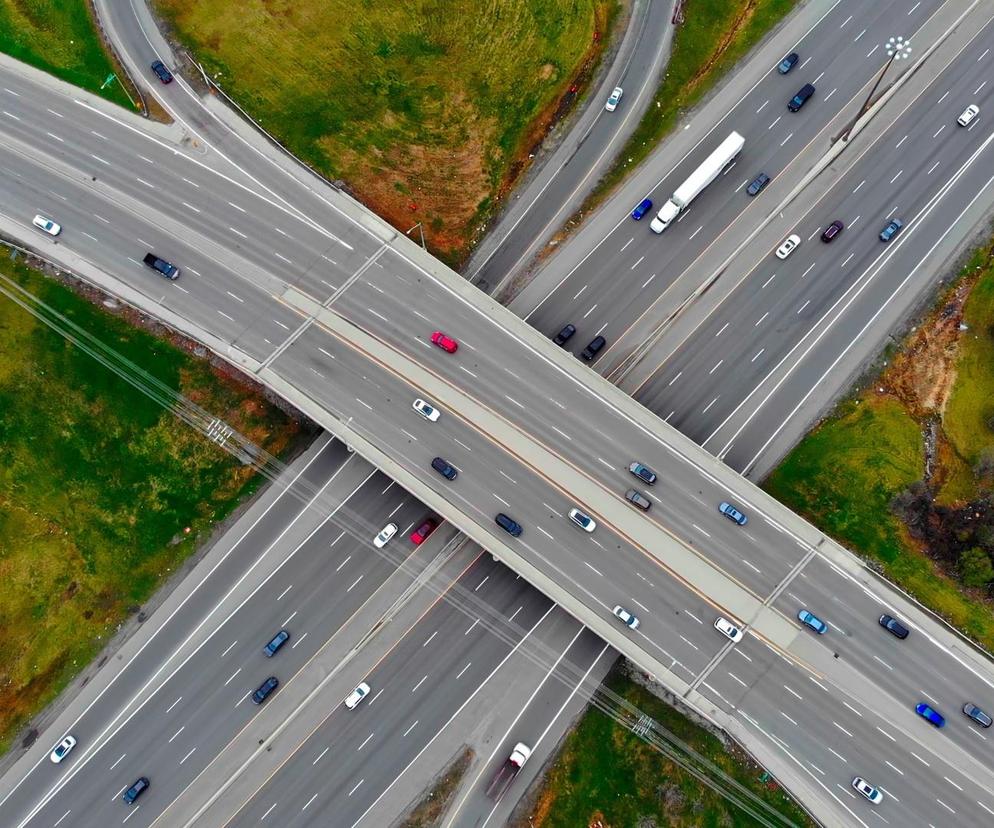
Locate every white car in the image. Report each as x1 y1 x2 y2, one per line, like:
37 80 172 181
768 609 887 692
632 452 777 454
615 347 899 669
851 776 883 804
775 233 801 259
345 682 371 709
50 735 76 764
612 605 640 630
412 398 440 422
605 86 623 112
957 104 979 127
32 215 61 236
714 617 743 643
568 507 596 533
373 522 397 548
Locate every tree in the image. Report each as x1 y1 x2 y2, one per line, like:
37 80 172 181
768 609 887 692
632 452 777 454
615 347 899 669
959 546 994 588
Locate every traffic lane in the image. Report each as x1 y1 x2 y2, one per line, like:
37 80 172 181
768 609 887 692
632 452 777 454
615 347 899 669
634 18 994 437
703 611 994 794
446 628 611 828
702 644 994 828
709 121 994 473
101 0 392 280
0 153 305 363
522 0 946 335
17 471 428 828
773 557 994 753
226 557 558 826
0 437 353 823
329 265 803 592
278 327 750 679
0 72 380 301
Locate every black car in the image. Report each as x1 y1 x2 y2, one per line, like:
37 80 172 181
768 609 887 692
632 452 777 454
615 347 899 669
150 60 173 84
431 456 458 480
142 252 180 280
878 614 909 639
123 777 149 805
580 335 606 361
964 703 993 728
820 220 844 242
495 513 523 537
778 52 799 74
553 324 576 347
252 676 279 704
746 173 770 196
788 83 815 112
264 630 289 657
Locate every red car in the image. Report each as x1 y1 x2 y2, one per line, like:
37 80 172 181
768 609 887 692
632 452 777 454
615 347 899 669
410 518 438 545
430 331 458 353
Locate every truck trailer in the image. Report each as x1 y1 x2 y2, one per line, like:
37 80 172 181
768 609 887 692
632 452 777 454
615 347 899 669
650 131 745 233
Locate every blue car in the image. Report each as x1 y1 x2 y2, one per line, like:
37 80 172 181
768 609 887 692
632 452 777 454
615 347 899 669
916 703 945 728
632 198 653 220
718 501 747 525
264 630 289 657
797 609 828 634
879 218 903 242
778 53 799 74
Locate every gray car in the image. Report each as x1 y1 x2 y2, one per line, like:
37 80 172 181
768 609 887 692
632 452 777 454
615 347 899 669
625 489 651 511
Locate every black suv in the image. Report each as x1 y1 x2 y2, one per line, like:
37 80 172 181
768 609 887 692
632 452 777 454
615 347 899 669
123 777 149 804
143 252 180 280
150 60 173 84
788 83 815 112
878 614 909 639
495 513 523 537
553 324 576 346
431 457 458 480
580 335 606 361
252 676 279 704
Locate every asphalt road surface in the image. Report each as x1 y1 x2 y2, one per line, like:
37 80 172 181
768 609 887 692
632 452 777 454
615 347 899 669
2 1 994 825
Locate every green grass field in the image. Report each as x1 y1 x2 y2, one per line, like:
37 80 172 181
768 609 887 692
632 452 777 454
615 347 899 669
591 0 797 200
764 243 994 649
155 0 612 261
519 667 812 827
0 256 303 752
0 1 132 108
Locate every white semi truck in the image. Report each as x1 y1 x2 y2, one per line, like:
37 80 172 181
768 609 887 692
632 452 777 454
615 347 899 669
650 131 745 233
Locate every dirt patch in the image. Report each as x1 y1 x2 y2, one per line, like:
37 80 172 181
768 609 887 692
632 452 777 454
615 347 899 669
393 746 474 828
882 280 973 418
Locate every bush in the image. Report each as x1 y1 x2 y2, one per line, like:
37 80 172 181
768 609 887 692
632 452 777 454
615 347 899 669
960 547 994 588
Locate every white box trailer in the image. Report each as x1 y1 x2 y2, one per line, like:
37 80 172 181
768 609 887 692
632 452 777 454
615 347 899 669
650 131 745 233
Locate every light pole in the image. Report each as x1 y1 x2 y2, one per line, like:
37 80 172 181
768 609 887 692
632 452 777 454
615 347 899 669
843 36 911 141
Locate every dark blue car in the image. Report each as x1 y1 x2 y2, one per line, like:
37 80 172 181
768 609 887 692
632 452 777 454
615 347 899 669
632 198 653 220
778 53 799 74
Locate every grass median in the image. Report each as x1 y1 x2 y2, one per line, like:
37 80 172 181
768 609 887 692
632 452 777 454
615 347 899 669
155 0 615 264
0 255 306 753
0 0 133 108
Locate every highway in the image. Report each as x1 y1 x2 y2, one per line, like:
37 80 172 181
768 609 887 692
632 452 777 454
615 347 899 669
2 0 994 826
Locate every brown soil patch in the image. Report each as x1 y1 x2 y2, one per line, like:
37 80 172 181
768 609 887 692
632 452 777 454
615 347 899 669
338 121 494 261
881 280 973 418
682 2 761 97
